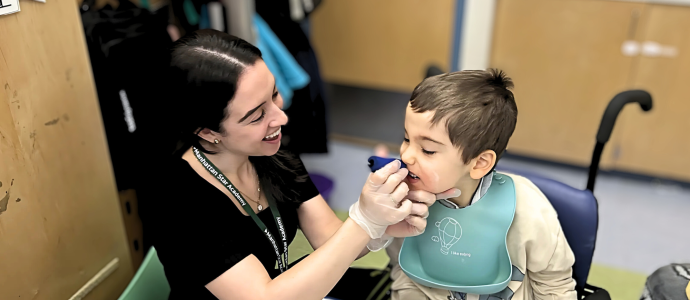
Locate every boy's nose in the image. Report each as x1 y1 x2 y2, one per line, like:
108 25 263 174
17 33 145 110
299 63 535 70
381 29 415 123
400 148 415 166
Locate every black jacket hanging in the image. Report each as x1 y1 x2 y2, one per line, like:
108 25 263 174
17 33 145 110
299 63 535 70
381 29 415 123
81 1 174 190
255 0 329 154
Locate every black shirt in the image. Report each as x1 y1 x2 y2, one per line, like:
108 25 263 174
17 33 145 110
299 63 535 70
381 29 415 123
147 153 319 299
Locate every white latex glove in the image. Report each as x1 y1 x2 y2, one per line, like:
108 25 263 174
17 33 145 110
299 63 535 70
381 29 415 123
385 188 462 238
349 160 412 240
368 188 462 251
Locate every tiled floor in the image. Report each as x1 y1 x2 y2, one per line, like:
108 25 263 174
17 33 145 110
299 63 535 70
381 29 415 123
301 141 690 276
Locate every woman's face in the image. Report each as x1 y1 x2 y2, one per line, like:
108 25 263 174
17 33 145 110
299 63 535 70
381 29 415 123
216 60 288 156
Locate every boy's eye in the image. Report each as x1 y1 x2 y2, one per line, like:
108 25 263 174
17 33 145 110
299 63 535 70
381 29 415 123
251 110 265 123
272 90 279 99
422 149 436 155
403 137 410 143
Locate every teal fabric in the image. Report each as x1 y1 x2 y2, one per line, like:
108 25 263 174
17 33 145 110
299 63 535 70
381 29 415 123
183 0 199 26
199 4 210 29
139 0 149 10
399 173 516 295
253 14 310 110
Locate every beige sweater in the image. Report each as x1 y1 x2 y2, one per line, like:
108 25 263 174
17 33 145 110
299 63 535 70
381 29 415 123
386 174 577 300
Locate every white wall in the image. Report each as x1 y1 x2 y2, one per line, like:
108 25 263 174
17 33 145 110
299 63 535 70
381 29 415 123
458 0 497 71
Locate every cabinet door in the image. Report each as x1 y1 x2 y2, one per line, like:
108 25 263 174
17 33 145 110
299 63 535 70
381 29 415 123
615 4 690 181
491 0 645 167
310 0 455 92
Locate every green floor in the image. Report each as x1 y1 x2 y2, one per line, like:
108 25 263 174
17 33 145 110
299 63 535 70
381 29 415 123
288 211 648 300
288 211 390 270
587 264 647 300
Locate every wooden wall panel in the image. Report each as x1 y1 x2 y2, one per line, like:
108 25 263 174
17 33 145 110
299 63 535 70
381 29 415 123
490 0 646 168
0 0 133 299
310 0 455 92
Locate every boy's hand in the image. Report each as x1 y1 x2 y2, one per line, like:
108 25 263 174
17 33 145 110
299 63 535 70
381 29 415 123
385 188 461 237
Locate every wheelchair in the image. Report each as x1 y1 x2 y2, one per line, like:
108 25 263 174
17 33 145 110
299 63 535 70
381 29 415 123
498 90 652 299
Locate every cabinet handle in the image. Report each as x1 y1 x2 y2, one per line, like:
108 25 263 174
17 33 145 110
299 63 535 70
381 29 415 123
620 41 678 58
641 41 678 58
621 40 641 57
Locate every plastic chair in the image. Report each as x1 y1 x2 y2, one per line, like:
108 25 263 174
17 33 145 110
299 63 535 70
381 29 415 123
118 247 171 300
499 90 653 299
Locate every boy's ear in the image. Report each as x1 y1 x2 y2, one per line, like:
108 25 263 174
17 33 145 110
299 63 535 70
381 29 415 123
469 150 497 180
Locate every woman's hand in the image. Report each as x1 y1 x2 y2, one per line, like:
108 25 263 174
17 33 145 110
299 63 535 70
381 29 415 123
349 160 412 239
369 147 461 238
385 188 461 237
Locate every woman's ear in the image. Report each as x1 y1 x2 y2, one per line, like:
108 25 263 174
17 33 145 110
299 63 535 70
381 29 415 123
197 128 219 144
469 150 497 180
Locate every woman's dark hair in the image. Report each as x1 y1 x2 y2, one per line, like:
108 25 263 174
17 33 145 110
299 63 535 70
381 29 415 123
167 29 307 204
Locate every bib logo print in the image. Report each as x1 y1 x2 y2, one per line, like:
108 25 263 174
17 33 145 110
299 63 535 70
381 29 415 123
432 217 462 255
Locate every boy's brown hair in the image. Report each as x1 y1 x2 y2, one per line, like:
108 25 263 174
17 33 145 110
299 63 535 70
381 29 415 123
409 68 518 163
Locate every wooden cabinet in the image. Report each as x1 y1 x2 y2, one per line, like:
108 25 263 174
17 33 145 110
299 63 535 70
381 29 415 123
616 4 690 180
310 0 456 92
491 0 690 181
491 0 645 168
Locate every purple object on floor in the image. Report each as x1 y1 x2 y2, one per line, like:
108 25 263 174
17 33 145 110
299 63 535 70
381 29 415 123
310 173 334 202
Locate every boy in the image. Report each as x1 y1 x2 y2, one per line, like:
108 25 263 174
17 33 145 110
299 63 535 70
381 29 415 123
386 69 577 300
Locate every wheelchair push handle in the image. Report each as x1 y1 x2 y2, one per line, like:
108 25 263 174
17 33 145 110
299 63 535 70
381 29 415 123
596 90 653 144
587 90 652 192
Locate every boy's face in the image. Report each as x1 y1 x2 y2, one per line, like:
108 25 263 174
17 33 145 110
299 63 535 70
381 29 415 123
400 104 472 194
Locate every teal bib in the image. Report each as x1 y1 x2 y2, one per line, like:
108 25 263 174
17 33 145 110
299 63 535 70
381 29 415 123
399 172 516 295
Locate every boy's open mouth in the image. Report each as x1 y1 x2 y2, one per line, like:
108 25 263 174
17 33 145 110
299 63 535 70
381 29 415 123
408 171 420 180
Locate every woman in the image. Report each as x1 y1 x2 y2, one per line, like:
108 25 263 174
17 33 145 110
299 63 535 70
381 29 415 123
147 29 456 300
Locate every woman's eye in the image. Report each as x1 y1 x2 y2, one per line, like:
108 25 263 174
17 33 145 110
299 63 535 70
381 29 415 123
422 149 436 155
403 137 410 143
251 110 265 123
272 91 279 99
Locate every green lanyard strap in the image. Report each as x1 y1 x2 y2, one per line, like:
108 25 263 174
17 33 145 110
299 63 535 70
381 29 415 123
193 147 289 273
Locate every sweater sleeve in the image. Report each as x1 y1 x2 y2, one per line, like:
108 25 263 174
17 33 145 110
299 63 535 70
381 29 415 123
508 174 578 300
528 224 578 300
516 176 578 300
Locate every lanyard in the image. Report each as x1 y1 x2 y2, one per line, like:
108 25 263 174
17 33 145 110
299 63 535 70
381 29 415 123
193 147 289 273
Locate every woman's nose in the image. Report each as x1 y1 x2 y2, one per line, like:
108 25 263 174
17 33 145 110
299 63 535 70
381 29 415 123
270 109 288 128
